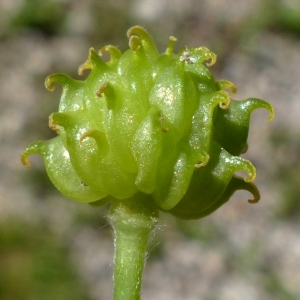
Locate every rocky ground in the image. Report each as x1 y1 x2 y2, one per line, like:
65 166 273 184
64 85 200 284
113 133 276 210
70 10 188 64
1 0 300 299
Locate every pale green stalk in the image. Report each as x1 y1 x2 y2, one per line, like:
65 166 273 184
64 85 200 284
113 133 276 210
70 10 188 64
109 193 159 300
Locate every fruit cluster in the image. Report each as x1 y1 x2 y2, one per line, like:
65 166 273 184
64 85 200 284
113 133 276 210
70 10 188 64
21 26 274 219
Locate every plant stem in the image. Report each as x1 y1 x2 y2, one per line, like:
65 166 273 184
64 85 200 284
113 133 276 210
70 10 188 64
109 193 159 300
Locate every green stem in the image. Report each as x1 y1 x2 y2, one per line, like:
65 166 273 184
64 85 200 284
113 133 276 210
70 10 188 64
109 193 159 300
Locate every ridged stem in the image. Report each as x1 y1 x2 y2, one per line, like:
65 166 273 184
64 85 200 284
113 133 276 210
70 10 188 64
109 193 159 300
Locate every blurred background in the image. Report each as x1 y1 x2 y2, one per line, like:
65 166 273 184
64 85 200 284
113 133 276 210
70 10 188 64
1 0 300 299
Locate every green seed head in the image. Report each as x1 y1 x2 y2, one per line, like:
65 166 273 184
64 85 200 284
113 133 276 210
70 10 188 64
21 26 274 219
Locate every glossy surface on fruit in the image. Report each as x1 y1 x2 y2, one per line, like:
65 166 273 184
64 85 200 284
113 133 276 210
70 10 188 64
21 26 274 219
